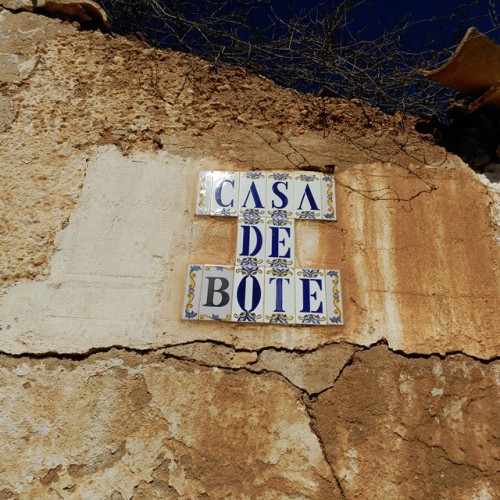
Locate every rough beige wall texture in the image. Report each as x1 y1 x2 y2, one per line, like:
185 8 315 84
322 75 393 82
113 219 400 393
0 8 498 498
0 345 498 498
1 148 498 357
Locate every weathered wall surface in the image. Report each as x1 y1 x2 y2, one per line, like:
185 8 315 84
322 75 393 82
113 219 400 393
0 8 498 498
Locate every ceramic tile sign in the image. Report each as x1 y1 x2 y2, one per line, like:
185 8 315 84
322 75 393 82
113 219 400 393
184 171 343 325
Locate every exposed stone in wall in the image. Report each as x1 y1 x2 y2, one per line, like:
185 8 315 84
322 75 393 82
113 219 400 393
0 7 498 498
0 94 15 132
311 345 500 498
0 344 497 498
0 349 338 498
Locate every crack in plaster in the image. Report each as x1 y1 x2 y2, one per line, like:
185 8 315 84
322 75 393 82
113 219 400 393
0 338 498 497
392 431 496 476
0 337 497 364
302 394 347 499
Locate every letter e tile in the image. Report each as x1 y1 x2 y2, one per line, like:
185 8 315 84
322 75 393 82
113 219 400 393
265 214 294 268
199 265 234 321
294 269 327 325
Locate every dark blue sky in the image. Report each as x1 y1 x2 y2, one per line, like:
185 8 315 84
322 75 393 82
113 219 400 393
102 0 498 114
355 0 497 43
270 0 498 46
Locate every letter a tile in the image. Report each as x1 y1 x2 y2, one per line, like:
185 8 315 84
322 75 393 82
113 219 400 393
294 173 322 220
294 269 327 325
199 265 234 321
239 172 266 215
231 264 265 323
182 264 204 320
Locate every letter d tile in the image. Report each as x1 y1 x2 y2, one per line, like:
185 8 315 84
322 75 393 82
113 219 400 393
236 212 266 265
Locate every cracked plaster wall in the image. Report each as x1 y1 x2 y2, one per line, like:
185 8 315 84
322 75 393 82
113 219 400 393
0 8 498 498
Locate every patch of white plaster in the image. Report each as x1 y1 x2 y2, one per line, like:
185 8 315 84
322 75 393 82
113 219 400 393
0 147 211 353
32 420 51 437
12 363 31 376
376 204 403 344
443 400 463 421
338 449 359 484
471 485 495 500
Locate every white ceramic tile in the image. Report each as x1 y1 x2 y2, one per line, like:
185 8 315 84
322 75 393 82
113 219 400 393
199 265 234 321
210 171 239 216
265 214 294 268
182 264 204 320
294 268 327 325
266 172 294 216
294 173 322 220
321 175 337 220
264 266 295 324
239 172 266 215
231 264 265 323
195 171 213 216
325 269 344 325
236 213 266 265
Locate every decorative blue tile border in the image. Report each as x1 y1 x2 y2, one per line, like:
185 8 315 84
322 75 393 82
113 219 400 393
184 171 343 326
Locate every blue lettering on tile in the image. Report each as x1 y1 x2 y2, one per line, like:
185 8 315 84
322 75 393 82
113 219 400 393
240 226 264 256
242 181 264 209
184 171 343 325
215 179 235 207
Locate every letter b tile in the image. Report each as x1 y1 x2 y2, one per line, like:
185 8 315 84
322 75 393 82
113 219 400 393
199 265 234 321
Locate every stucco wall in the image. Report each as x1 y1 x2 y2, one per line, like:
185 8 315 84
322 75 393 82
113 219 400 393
0 9 498 498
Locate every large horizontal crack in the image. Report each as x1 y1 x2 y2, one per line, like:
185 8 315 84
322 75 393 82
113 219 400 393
0 337 497 364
